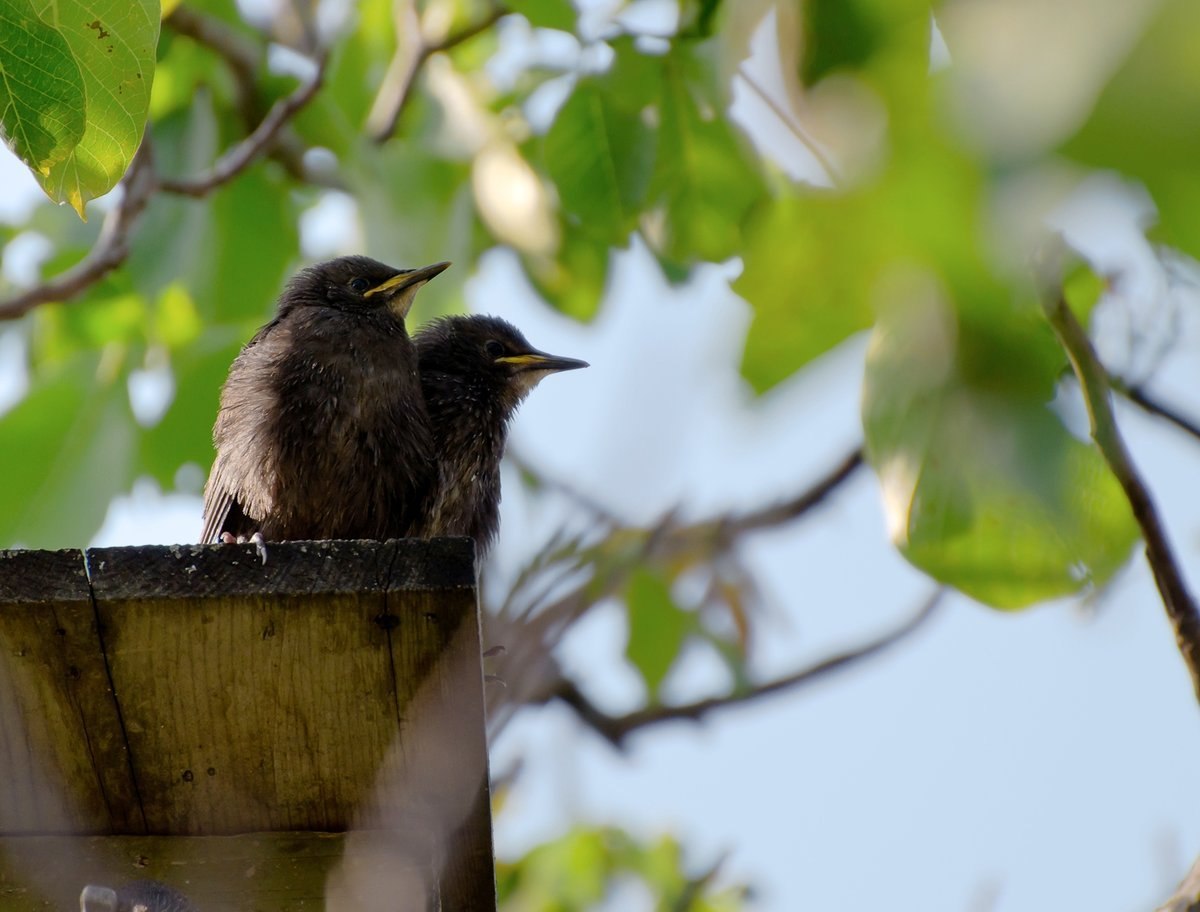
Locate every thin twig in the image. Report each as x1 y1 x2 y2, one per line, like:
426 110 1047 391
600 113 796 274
368 4 508 143
1122 384 1200 444
159 53 329 197
1043 293 1200 703
724 446 863 536
165 4 320 183
165 5 260 106
1157 852 1200 912
0 143 157 321
484 448 867 733
551 588 944 750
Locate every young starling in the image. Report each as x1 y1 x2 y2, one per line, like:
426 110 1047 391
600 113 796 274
412 315 588 558
201 256 447 546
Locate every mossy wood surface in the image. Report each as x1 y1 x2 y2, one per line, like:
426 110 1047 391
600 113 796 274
0 540 494 911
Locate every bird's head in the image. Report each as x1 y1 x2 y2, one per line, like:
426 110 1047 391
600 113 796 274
415 315 588 411
284 255 450 319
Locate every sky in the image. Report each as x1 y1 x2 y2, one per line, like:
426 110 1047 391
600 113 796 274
4 3 1200 910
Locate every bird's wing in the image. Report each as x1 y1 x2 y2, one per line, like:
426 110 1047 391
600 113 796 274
200 319 282 544
199 458 242 543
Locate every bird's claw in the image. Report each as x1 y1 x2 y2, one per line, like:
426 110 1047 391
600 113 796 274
216 531 268 565
250 532 268 565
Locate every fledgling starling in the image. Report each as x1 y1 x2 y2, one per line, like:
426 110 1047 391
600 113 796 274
80 879 198 912
412 315 588 558
201 256 447 546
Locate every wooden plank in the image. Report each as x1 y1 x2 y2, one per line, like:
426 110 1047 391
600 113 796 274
0 550 135 835
354 587 495 908
84 541 470 837
0 831 431 912
0 540 494 908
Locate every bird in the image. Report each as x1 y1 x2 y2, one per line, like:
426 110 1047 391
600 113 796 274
201 256 447 550
411 315 588 559
80 880 198 912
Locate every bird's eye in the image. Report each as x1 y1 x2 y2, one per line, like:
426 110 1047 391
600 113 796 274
485 339 505 358
349 277 371 293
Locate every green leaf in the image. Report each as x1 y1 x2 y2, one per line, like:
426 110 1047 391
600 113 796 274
1062 261 1105 323
624 568 693 698
521 217 609 321
0 0 86 177
509 0 574 31
680 0 725 38
647 45 766 264
801 0 879 86
0 353 136 548
139 327 244 485
543 83 655 245
862 277 1139 608
7 0 160 218
1059 0 1200 257
541 38 660 245
736 191 880 392
354 143 477 320
134 99 299 325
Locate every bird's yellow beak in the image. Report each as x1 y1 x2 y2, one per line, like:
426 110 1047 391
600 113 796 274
495 351 589 373
364 261 451 318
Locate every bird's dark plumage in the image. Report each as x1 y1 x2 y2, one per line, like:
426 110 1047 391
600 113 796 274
412 315 587 557
201 256 447 544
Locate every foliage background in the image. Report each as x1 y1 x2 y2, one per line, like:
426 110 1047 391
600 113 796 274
2 0 1200 908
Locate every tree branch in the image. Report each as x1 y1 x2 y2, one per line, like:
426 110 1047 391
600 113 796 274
550 588 944 751
158 52 329 197
1156 852 1200 912
164 4 321 183
367 4 508 143
0 143 157 321
1043 293 1200 704
723 446 863 537
1121 384 1200 445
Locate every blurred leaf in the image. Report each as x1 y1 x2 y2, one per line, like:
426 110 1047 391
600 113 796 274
296 0 392 147
544 83 655 245
200 163 299 323
33 291 148 365
862 277 1138 608
521 217 610 321
153 282 203 350
497 825 750 911
135 99 299 323
354 144 477 320
1059 0 1200 257
680 0 725 38
541 37 660 243
801 0 878 85
1062 261 1106 323
0 2 86 178
150 26 235 121
736 190 879 392
537 36 765 316
647 44 766 265
139 327 245 484
0 353 135 547
510 0 575 31
625 568 694 697
9 0 160 217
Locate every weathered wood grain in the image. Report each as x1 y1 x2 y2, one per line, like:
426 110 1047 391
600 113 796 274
0 540 495 909
0 550 135 834
0 831 431 911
